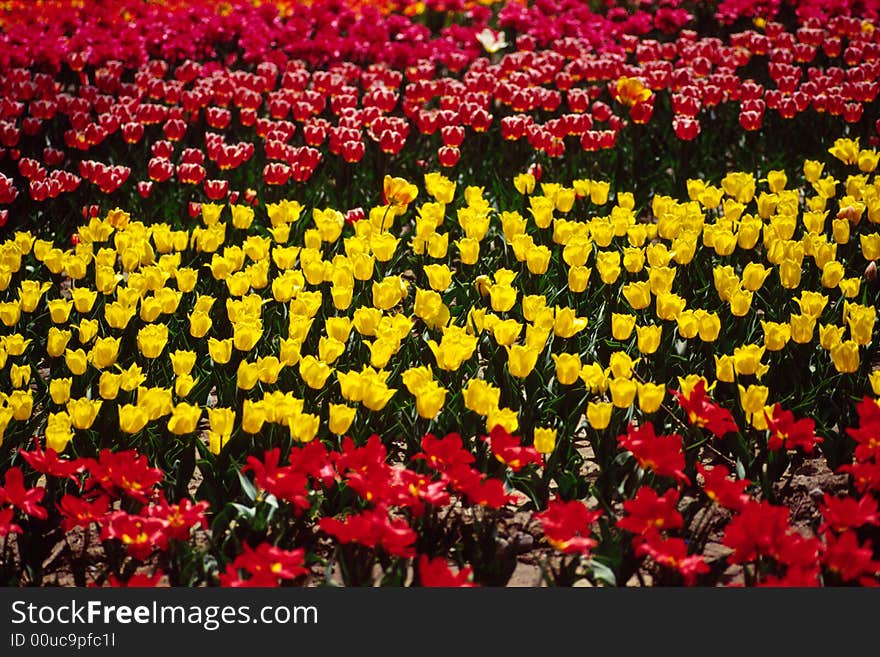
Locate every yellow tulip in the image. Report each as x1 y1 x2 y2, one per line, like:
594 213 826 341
98 371 121 400
328 404 356 435
830 340 860 373
761 321 791 351
637 382 665 413
738 384 769 415
66 398 101 430
526 244 552 275
819 323 846 351
608 351 635 379
49 377 72 405
715 354 736 383
586 401 613 429
65 348 88 376
299 355 332 389
611 313 636 341
506 344 541 378
167 402 201 435
789 314 816 344
137 324 168 359
119 404 150 433
869 371 880 396
729 288 753 317
427 325 477 371
71 287 97 313
47 298 73 323
85 336 119 370
655 292 686 321
741 263 770 292
45 412 74 452
636 325 662 354
676 310 699 340
236 361 260 390
137 386 173 420
533 427 557 455
483 406 516 434
554 307 588 338
733 344 767 378
513 172 535 195
463 378 501 416
552 353 582 385
47 327 72 358
610 377 638 408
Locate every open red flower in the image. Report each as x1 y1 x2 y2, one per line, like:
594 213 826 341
671 379 738 438
818 493 880 534
218 543 308 587
100 511 169 560
0 467 47 519
822 530 880 583
452 469 517 509
19 441 83 482
765 404 823 454
535 497 602 555
617 423 690 486
412 432 475 473
397 468 451 515
696 463 751 511
721 500 792 564
57 494 110 531
418 555 478 587
319 507 416 558
82 449 163 503
482 425 544 471
838 461 880 493
144 496 209 541
617 486 683 537
332 435 388 474
635 529 710 585
242 449 312 513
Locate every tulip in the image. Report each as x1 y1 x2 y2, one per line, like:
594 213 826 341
98 372 121 400
137 324 168 359
637 382 665 413
552 353 582 385
241 400 266 435
299 355 332 390
830 340 860 374
506 343 541 378
71 287 97 313
586 401 613 429
49 377 72 405
761 321 791 351
64 398 101 431
46 412 74 453
636 325 662 354
733 345 768 378
789 314 816 344
119 406 151 437
137 387 173 420
286 412 318 444
65 348 87 376
167 403 201 435
715 354 736 383
554 307 588 338
533 427 557 455
328 404 356 435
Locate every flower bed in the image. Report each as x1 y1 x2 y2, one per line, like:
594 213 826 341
1 0 879 586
